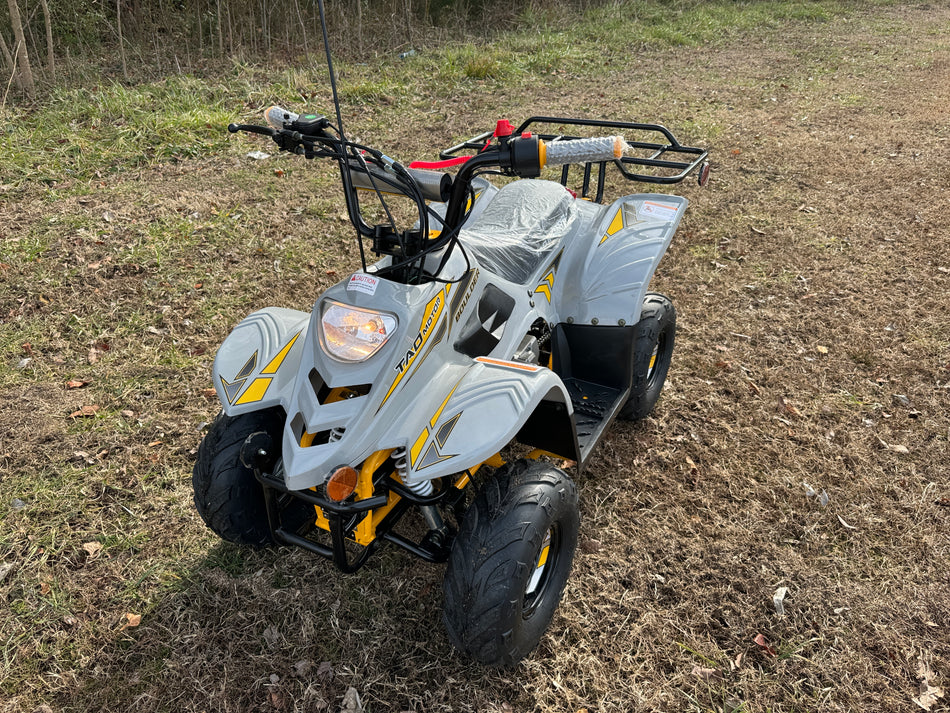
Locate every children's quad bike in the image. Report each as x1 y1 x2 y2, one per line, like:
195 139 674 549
195 86 707 665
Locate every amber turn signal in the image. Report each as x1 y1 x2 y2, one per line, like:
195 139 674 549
326 465 359 502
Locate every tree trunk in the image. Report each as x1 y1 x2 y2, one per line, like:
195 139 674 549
39 0 54 81
215 0 223 57
0 29 26 94
116 0 128 79
5 0 35 98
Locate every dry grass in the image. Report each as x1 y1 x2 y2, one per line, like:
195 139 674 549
2 4 949 712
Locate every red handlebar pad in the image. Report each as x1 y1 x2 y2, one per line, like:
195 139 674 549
408 156 472 170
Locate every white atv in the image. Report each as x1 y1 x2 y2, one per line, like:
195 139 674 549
194 103 707 665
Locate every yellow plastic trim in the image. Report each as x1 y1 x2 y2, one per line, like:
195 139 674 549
599 208 625 245
261 332 301 374
538 139 547 169
235 377 272 404
410 428 429 467
354 449 395 546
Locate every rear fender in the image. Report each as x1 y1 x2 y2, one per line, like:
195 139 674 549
212 307 310 417
392 358 578 484
557 194 687 325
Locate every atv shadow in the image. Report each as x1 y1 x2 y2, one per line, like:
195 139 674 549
56 537 528 712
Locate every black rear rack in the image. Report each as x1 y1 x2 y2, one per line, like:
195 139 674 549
441 116 708 203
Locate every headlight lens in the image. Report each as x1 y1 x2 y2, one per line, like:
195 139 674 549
320 301 397 362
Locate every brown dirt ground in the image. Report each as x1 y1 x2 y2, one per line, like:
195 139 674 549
1 4 949 713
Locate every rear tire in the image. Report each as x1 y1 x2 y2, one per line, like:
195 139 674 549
193 408 308 546
618 292 675 421
442 459 579 666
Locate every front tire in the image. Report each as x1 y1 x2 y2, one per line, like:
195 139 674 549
193 408 306 546
442 459 580 666
618 292 676 421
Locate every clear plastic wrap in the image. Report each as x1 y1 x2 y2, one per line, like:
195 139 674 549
460 180 577 284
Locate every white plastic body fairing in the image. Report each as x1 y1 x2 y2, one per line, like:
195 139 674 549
210 179 687 491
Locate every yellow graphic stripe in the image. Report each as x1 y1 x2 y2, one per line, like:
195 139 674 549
599 208 624 245
430 378 463 430
410 428 429 468
235 377 271 404
380 287 448 407
261 332 301 374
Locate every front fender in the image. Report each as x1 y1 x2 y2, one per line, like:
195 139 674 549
212 307 310 417
392 357 576 484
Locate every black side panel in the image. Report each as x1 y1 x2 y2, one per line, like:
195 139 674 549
454 283 516 358
551 324 636 463
516 395 580 463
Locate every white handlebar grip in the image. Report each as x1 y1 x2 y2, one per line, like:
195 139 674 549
543 136 628 166
265 105 299 129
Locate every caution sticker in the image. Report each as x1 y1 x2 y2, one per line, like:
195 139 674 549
347 273 380 296
639 200 679 222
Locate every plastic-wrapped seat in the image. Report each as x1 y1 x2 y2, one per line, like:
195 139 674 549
459 180 577 284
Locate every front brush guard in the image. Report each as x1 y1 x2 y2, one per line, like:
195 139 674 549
241 432 462 573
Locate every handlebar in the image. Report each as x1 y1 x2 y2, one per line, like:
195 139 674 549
542 136 627 166
228 122 275 137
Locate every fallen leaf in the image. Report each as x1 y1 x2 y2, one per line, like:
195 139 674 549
778 397 802 418
753 633 777 656
147 440 163 447
66 379 90 389
816 345 829 354
685 456 699 476
40 581 51 595
82 542 103 558
292 660 312 677
0 562 15 583
341 687 363 713
580 538 602 554
200 388 217 398
691 665 721 681
121 612 142 629
68 405 100 418
914 659 946 710
317 661 334 679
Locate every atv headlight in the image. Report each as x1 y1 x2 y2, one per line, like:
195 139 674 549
320 301 397 362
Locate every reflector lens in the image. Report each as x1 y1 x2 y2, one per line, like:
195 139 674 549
320 301 397 362
326 466 358 502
